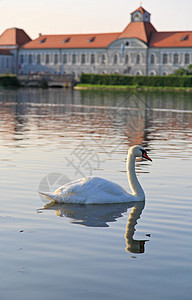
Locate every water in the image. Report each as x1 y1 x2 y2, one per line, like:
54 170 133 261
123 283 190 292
0 88 192 300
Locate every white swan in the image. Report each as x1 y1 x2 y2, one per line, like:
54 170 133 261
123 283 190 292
39 145 152 204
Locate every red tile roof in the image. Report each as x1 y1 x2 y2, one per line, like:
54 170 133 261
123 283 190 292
118 21 157 44
0 28 31 46
2 6 191 50
149 31 192 47
131 6 150 15
22 32 120 49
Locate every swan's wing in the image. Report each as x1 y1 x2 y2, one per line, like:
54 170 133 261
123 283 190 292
53 176 131 204
54 177 92 196
55 176 127 196
88 177 128 196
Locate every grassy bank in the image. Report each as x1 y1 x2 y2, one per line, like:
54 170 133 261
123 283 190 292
75 83 192 92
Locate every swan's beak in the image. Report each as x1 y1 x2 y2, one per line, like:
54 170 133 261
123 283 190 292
142 152 152 162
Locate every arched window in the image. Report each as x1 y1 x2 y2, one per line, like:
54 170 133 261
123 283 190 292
37 54 41 64
28 54 32 64
54 54 58 64
20 54 24 64
185 53 190 64
6 57 9 68
114 54 118 64
173 53 179 64
72 54 76 64
163 53 168 64
150 54 155 64
63 54 67 64
91 54 95 64
1 57 4 68
81 54 85 64
136 54 141 64
45 54 49 64
101 54 106 64
125 54 129 64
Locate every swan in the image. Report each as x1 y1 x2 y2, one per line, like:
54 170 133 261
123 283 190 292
39 145 152 204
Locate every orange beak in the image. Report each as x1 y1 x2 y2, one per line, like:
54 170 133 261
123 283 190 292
142 152 152 162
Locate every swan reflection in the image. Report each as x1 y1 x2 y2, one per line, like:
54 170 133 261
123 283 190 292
40 200 149 253
125 201 148 253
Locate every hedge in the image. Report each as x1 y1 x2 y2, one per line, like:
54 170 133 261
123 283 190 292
80 74 192 88
0 75 20 87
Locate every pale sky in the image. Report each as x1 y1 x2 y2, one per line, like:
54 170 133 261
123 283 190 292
0 0 192 39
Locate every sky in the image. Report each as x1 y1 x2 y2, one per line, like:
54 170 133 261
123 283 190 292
0 0 192 39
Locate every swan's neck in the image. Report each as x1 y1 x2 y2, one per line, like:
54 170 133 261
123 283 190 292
127 153 145 200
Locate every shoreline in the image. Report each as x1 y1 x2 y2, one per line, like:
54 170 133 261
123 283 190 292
74 84 192 92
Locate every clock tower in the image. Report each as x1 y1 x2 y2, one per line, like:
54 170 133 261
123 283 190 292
131 6 150 23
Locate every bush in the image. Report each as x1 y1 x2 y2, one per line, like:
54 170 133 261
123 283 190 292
81 73 134 86
0 75 20 87
80 74 192 88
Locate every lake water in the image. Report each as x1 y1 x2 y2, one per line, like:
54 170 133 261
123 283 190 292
0 88 192 300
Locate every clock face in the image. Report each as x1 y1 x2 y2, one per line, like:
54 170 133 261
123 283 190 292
134 13 142 21
144 13 149 22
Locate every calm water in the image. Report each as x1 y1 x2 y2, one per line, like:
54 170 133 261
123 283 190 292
0 88 192 300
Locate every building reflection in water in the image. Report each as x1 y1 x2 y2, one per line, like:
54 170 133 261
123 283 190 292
0 89 192 150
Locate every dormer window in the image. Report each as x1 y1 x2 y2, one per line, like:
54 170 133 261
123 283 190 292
180 35 189 41
88 36 95 43
38 38 46 44
63 37 71 43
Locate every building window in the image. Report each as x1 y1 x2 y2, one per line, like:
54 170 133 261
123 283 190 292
81 54 85 64
6 58 9 68
91 54 95 64
63 54 67 64
150 54 155 64
185 53 190 64
20 54 24 64
28 54 32 64
72 54 76 64
54 54 58 64
136 54 141 64
125 54 129 64
114 54 118 64
37 54 41 64
1 57 4 68
45 54 49 64
173 53 179 64
101 54 106 64
163 53 168 64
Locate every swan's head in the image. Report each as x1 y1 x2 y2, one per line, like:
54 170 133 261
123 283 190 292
129 145 152 162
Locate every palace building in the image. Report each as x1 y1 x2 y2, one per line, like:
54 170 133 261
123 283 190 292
0 6 192 76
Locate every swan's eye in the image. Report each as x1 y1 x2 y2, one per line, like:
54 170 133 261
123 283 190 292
140 149 145 156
